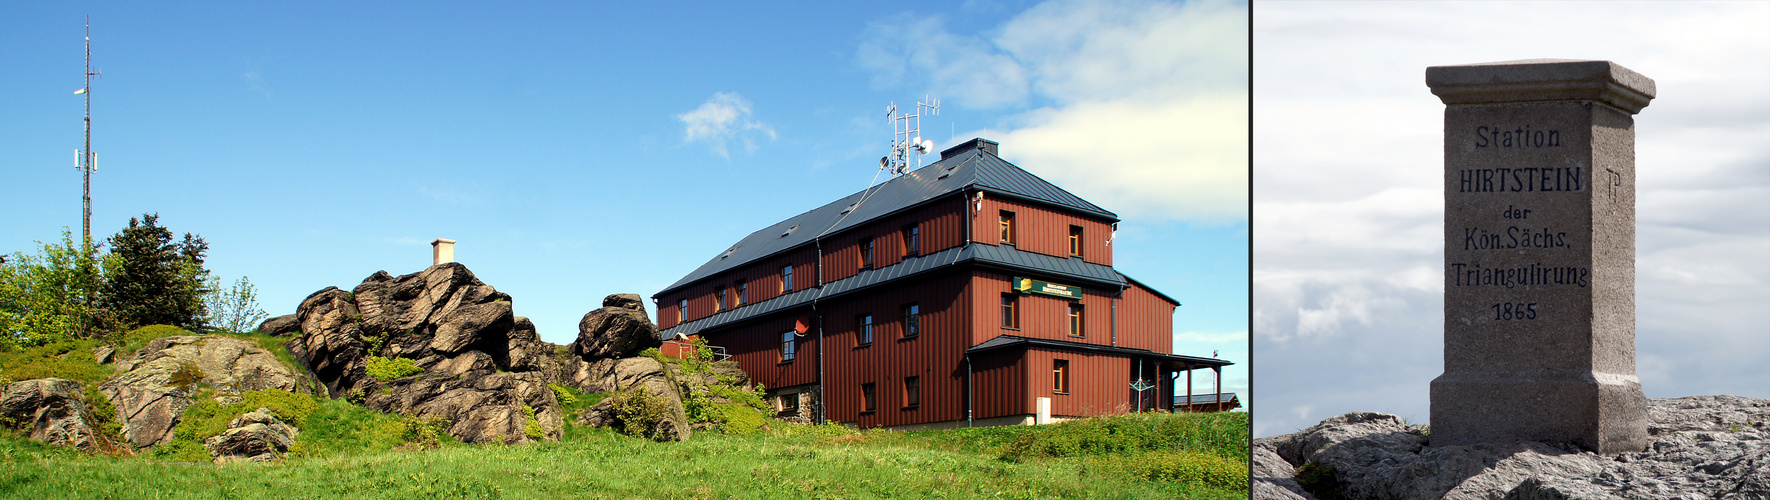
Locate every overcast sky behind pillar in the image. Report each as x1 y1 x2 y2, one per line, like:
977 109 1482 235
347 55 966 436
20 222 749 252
1253 1 1770 437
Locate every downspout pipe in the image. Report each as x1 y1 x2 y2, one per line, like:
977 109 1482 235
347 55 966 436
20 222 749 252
965 354 974 427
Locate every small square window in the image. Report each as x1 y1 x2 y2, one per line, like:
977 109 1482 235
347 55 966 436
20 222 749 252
779 393 798 414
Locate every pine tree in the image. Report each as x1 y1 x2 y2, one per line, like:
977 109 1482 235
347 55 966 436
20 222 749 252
102 213 210 331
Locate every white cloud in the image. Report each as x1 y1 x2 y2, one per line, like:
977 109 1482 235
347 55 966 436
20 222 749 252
861 0 1249 223
677 92 777 159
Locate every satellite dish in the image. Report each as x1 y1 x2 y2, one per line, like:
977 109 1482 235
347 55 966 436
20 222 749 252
880 156 889 169
921 139 934 153
911 137 927 154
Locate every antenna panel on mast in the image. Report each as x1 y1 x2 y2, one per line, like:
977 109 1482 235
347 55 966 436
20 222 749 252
884 96 939 176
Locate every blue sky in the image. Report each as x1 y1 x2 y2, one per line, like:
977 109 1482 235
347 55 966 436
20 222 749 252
2 1 1249 399
1254 2 1768 436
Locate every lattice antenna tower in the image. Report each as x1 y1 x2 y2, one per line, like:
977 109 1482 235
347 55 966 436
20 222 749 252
74 16 102 246
880 96 939 176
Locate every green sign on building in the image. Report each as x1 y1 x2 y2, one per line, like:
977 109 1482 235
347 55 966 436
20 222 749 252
1012 277 1081 300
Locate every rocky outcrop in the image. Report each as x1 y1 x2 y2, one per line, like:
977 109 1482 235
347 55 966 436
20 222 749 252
0 379 96 450
101 336 312 449
569 294 659 360
204 407 298 462
283 263 563 443
572 356 691 441
1255 396 1770 500
257 314 301 336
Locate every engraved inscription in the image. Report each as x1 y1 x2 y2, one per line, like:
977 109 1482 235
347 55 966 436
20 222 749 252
1475 125 1562 148
1457 167 1583 193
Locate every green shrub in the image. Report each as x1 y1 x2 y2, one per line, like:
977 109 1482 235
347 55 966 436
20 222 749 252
360 330 391 356
715 403 768 435
1095 451 1248 489
606 387 672 439
364 356 423 381
548 383 577 405
523 405 544 440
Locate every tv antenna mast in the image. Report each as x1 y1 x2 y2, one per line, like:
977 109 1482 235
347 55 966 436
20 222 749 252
880 96 938 176
74 16 102 245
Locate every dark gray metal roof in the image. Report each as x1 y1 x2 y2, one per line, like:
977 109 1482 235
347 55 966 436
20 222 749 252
1171 393 1239 405
659 244 1128 339
657 141 1118 297
965 334 1234 368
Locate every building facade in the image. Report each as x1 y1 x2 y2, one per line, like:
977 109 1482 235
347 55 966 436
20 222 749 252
653 138 1231 429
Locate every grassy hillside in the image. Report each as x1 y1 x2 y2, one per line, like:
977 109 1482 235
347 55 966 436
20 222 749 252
1 326 1248 499
1 410 1247 499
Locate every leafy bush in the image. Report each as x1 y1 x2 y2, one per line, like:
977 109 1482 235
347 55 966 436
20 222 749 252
0 229 108 350
606 387 673 438
1095 451 1249 489
364 356 423 381
201 275 266 334
714 403 769 435
996 412 1247 463
548 383 577 405
523 405 544 440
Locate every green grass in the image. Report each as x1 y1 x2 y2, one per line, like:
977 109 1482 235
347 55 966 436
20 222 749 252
0 413 1248 499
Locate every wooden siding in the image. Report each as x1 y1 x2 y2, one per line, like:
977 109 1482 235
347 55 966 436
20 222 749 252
703 313 820 391
819 196 968 283
1027 348 1136 417
822 274 971 428
1116 280 1177 352
968 348 1028 420
970 196 1115 266
965 272 1174 353
658 246 818 329
660 196 966 329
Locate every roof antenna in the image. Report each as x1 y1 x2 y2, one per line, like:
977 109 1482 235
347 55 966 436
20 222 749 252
74 16 103 246
882 96 938 176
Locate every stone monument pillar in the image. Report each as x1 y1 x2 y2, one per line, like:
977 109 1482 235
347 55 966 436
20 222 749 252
1426 59 1653 454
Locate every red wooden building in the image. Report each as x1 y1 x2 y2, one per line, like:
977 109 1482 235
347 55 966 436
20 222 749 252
654 138 1232 429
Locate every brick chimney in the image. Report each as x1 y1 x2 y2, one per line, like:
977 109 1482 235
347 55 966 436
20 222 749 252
431 238 456 266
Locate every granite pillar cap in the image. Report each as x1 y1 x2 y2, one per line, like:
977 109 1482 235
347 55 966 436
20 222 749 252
1426 59 1656 114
